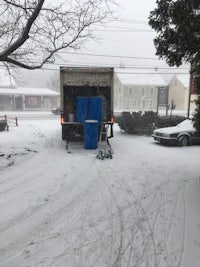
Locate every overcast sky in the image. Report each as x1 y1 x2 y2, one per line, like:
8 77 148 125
58 0 160 69
17 0 189 88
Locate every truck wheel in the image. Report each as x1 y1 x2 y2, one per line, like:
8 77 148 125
178 135 189 147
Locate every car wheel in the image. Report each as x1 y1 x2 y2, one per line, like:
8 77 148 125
178 135 189 146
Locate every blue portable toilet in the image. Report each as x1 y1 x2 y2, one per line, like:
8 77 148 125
84 120 99 149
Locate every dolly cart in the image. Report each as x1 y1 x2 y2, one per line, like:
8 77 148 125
97 122 113 160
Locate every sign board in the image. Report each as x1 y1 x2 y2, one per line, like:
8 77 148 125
158 86 168 106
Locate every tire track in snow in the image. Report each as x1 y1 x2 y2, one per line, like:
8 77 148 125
61 167 125 267
104 168 180 267
164 180 188 267
126 189 158 267
85 197 112 266
106 172 158 267
1 120 196 267
177 184 187 267
0 151 101 266
92 169 125 267
95 168 156 267
32 158 109 267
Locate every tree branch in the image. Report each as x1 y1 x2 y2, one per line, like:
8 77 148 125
0 0 116 69
0 0 45 60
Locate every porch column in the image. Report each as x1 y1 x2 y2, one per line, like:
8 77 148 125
22 95 25 110
41 96 44 109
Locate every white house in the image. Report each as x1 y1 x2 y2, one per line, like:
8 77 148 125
114 69 168 112
0 69 60 111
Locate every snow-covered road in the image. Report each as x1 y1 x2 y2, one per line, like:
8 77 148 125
0 117 200 267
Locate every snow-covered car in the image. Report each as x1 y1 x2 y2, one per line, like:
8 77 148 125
152 119 200 146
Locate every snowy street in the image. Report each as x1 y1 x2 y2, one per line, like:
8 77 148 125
0 115 200 267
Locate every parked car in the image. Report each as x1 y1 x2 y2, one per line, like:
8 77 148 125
51 107 61 115
152 119 200 146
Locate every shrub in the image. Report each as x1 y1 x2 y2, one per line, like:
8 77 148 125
117 111 186 136
156 115 186 128
116 112 136 134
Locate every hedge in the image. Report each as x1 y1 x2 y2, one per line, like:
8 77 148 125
116 111 186 136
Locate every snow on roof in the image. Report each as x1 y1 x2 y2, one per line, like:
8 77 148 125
0 69 16 87
115 69 167 86
176 74 190 88
0 87 59 96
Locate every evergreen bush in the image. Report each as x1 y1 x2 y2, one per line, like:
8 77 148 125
117 111 186 136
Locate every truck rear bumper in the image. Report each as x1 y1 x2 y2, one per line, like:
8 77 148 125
61 122 84 141
61 122 114 141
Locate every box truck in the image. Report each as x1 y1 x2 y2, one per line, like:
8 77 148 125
60 66 114 150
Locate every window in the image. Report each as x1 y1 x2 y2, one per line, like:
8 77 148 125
28 97 37 106
129 88 132 95
133 99 137 109
149 99 153 109
125 99 130 108
142 88 145 96
119 96 123 108
150 88 154 95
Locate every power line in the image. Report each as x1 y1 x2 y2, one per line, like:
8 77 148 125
94 29 153 33
0 64 188 74
0 57 189 72
53 61 189 71
13 47 160 61
56 51 160 61
42 68 189 75
93 23 153 32
1 58 189 71
106 17 148 25
24 64 190 74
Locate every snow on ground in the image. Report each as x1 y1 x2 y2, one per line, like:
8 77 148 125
0 115 200 267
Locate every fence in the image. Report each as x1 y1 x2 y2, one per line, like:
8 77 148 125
0 114 18 131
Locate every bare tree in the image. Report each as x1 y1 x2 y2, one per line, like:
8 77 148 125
0 0 116 70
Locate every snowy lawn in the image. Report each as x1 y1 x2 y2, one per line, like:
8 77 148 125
0 117 200 267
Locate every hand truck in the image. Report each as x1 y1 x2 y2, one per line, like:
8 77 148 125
97 123 113 160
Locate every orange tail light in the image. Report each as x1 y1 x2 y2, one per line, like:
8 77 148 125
61 117 65 124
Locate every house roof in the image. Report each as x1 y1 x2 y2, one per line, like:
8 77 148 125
115 69 167 86
0 87 59 96
175 74 190 88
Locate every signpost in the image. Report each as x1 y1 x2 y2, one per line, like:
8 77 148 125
157 86 169 116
